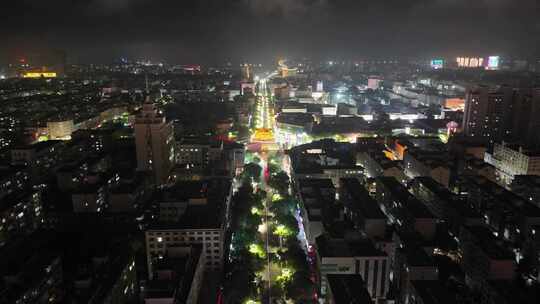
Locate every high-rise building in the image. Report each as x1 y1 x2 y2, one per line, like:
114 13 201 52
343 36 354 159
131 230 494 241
463 86 540 148
134 98 174 185
511 88 540 148
462 86 514 145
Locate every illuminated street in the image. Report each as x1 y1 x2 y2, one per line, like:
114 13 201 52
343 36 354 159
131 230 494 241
231 73 313 304
251 78 277 150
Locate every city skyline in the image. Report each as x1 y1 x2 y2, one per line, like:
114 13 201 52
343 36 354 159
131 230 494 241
0 0 538 64
1 1 540 304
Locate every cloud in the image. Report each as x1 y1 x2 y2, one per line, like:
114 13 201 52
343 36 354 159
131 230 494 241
86 0 147 16
243 0 327 17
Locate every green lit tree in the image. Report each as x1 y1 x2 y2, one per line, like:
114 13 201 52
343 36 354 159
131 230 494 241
243 162 262 182
286 270 316 302
268 171 290 196
281 241 309 273
270 198 298 218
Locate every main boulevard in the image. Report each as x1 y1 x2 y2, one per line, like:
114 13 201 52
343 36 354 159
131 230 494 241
224 75 315 304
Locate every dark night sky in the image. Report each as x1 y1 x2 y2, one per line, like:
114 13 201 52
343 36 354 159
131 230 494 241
0 0 538 64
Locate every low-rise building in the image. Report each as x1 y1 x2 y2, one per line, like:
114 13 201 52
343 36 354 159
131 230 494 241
293 165 364 189
406 280 457 304
326 275 373 304
339 178 387 239
410 176 482 234
47 119 75 140
463 156 498 183
296 178 335 246
459 226 516 286
144 245 204 304
464 176 540 244
72 182 107 213
316 235 390 302
145 179 232 275
0 168 30 199
510 175 540 208
108 173 147 213
0 190 42 247
10 140 64 166
175 137 244 177
485 142 540 186
375 177 437 241
404 148 452 188
392 235 439 303
65 240 138 304
0 233 62 304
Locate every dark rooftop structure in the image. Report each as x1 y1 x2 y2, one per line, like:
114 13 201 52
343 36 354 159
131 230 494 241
316 234 386 258
467 175 540 218
403 245 436 268
376 176 435 219
488 280 540 304
411 176 481 219
462 225 515 260
148 179 231 230
298 178 335 190
0 188 36 213
340 178 385 219
410 280 457 304
326 275 373 304
13 139 64 151
146 246 202 303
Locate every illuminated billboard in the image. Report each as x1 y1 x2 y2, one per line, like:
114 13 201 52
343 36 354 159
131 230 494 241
23 72 57 78
456 57 484 68
430 59 444 69
486 56 500 70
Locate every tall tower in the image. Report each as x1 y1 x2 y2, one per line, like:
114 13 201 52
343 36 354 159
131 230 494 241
241 63 252 82
463 85 514 145
316 80 324 92
134 95 174 185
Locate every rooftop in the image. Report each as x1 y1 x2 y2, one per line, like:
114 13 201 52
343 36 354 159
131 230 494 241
410 280 457 304
316 234 386 258
298 178 335 190
412 176 481 218
468 176 540 218
463 225 515 260
326 275 373 304
12 139 64 151
376 176 435 219
148 178 231 230
0 188 37 213
488 280 540 304
340 178 386 219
